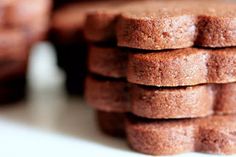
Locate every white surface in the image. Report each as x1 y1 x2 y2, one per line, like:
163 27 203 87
0 43 233 157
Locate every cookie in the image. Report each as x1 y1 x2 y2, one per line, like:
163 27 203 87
88 44 127 78
88 45 236 87
128 47 236 86
96 110 125 137
85 75 236 119
126 114 236 155
85 0 236 50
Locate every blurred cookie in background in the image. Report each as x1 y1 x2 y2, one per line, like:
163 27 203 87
0 0 52 103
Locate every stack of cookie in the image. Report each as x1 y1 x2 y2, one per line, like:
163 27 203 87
0 0 51 103
85 0 236 155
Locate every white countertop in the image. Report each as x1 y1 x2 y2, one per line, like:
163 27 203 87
0 43 231 157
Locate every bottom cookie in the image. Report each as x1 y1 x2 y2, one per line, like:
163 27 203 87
96 110 125 137
126 114 236 155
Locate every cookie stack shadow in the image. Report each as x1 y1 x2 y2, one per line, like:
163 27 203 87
84 0 236 155
0 0 51 103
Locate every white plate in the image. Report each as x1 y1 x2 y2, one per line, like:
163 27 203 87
0 43 232 157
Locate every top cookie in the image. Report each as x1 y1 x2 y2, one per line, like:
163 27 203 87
85 0 236 50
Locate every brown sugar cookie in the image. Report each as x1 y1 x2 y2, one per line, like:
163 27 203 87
96 110 125 137
85 75 236 119
117 0 236 50
126 114 236 155
88 45 236 87
128 47 236 86
85 0 236 49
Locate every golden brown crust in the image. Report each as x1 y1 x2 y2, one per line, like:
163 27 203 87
126 114 236 155
85 75 236 119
